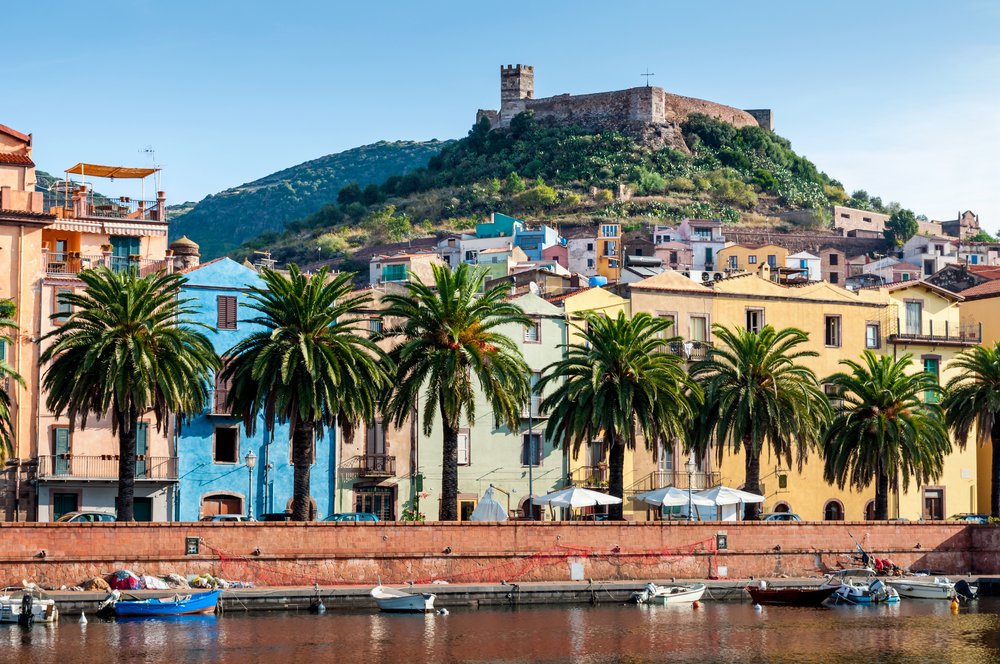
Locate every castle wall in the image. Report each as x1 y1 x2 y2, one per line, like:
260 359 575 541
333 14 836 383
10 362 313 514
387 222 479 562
660 92 761 129
517 87 660 129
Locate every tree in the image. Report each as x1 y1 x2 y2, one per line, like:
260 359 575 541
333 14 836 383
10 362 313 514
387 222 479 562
538 313 699 521
382 263 530 521
689 325 830 520
944 343 1000 517
969 230 998 243
221 265 388 521
337 182 363 206
0 311 24 463
823 351 949 520
40 268 219 521
885 208 918 246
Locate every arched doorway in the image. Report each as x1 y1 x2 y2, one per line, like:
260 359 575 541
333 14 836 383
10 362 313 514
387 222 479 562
864 500 876 520
200 492 244 519
823 500 844 521
519 496 542 521
285 496 318 520
773 502 792 513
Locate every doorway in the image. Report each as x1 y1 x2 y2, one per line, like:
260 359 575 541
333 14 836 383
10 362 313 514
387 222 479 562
922 487 944 520
53 493 78 520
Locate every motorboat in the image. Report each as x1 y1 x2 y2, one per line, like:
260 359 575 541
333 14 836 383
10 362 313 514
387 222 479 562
884 577 977 600
821 569 900 604
0 589 59 625
371 585 436 613
746 584 839 607
632 582 706 605
100 589 221 618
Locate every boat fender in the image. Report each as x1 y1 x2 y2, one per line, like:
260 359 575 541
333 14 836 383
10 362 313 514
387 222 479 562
18 594 34 627
436 608 449 615
692 601 700 609
951 598 960 614
309 599 326 614
753 604 762 611
79 612 88 624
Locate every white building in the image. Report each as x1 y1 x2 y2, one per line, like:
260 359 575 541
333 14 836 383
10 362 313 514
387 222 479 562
785 251 822 282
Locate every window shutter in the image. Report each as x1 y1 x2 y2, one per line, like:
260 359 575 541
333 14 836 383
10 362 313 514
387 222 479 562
457 432 470 465
217 296 237 329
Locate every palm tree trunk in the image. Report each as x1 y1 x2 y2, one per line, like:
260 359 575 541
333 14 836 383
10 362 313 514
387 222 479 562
743 437 762 520
439 399 459 522
874 463 890 520
608 431 624 521
991 418 1000 518
290 419 314 521
115 405 138 522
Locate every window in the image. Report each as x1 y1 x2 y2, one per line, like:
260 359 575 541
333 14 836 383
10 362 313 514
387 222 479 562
864 500 876 521
586 258 595 268
465 250 478 262
799 259 808 269
217 295 237 330
862 217 872 223
824 500 844 521
767 255 776 268
521 433 542 467
695 229 712 240
382 264 407 282
840 213 850 219
369 318 383 336
603 240 617 257
745 308 764 333
110 235 141 273
600 225 618 238
457 429 471 466
971 255 980 265
214 427 239 463
135 422 149 476
748 255 757 265
519 238 540 251
829 254 839 266
54 288 73 323
728 256 738 269
923 356 940 403
635 248 643 256
524 320 541 343
669 251 678 264
657 442 674 472
690 316 708 342
586 243 594 251
704 248 713 265
829 273 839 284
355 486 395 521
902 272 911 281
658 313 677 336
905 300 923 335
824 315 841 347
608 259 619 269
865 322 881 349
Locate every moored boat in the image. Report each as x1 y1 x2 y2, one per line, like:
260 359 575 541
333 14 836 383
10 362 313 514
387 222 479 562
746 585 838 607
884 577 966 600
633 582 706 605
0 589 59 625
821 569 900 604
106 590 221 618
371 585 436 613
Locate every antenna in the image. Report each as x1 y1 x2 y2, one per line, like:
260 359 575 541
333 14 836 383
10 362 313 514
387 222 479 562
641 68 655 87
141 145 161 191
528 281 540 295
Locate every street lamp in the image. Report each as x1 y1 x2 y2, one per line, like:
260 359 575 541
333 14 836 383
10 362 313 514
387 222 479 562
685 454 697 521
245 450 257 520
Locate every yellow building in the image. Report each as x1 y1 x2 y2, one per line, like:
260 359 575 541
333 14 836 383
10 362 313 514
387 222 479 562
628 266 980 521
595 222 622 283
716 243 788 273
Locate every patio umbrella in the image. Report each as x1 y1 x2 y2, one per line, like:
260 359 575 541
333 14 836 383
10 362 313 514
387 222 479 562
469 486 508 521
533 487 623 509
696 485 766 521
632 486 715 508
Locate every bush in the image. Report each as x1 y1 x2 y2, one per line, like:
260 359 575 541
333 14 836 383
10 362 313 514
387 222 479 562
669 176 696 192
504 172 526 194
595 189 614 203
634 168 668 195
337 183 362 205
315 232 350 255
752 168 778 192
515 184 558 210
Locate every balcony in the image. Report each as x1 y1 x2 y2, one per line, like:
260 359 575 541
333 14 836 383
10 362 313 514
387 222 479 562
44 252 168 278
666 340 712 361
888 319 982 346
521 396 546 419
37 455 178 481
628 469 722 494
359 454 396 478
570 464 608 488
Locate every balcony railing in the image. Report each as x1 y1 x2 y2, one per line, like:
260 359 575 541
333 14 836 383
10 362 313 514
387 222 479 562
37 455 178 481
628 469 722 494
84 198 160 221
521 396 546 419
888 319 982 346
570 464 608 488
45 253 168 277
666 340 712 361
359 454 396 478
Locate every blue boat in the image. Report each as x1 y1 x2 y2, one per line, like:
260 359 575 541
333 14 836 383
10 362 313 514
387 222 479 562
113 590 221 618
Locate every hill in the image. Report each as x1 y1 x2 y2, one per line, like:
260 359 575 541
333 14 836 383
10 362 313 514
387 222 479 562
167 140 451 259
242 112 893 269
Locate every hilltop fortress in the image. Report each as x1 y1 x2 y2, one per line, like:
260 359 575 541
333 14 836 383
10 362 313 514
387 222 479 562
477 65 772 150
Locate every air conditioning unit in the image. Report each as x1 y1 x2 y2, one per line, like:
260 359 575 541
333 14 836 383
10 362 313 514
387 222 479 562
712 272 724 282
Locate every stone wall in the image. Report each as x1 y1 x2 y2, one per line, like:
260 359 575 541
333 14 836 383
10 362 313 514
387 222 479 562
725 229 890 258
0 521 985 588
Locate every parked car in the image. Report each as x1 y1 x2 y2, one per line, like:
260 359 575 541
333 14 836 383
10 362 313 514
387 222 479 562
323 512 379 522
949 513 990 524
55 511 116 523
259 512 293 522
761 512 801 522
200 514 256 522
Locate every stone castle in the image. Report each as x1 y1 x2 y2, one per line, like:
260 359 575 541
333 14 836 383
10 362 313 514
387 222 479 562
477 65 772 150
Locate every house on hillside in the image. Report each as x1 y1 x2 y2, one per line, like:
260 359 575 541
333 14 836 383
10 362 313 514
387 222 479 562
654 241 692 270
785 251 821 282
368 252 444 286
717 243 787 273
901 235 959 277
832 205 889 236
678 219 726 271
927 263 1000 294
562 226 598 278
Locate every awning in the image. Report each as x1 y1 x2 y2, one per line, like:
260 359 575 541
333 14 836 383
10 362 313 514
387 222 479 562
65 163 159 179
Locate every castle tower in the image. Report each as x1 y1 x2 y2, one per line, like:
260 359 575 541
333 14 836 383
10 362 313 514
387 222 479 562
498 64 534 127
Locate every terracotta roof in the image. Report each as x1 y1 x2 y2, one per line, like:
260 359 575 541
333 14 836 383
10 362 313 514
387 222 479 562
0 124 30 143
891 261 922 272
878 279 964 300
960 279 1000 299
968 264 1000 278
0 153 34 166
630 270 712 293
479 247 512 254
545 287 593 303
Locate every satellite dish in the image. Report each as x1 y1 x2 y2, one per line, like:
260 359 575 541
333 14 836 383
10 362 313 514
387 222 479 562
528 281 540 295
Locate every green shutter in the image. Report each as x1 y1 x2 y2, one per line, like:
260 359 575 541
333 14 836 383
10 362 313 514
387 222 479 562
135 423 148 476
54 428 70 475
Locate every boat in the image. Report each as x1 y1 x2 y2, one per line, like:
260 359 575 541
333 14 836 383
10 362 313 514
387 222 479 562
821 569 900 604
745 585 838 607
632 582 706 605
884 577 974 600
371 585 436 613
105 590 221 618
0 589 59 625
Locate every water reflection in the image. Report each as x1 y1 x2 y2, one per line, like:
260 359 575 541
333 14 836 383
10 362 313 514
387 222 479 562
3 600 1000 663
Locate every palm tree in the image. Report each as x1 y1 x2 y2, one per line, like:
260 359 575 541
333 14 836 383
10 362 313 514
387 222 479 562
689 324 830 520
823 351 950 520
221 265 388 521
943 343 1000 517
538 312 699 521
382 263 531 521
0 312 25 463
40 267 218 521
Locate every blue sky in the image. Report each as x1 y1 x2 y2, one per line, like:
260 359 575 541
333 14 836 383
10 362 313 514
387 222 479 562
5 1 999 227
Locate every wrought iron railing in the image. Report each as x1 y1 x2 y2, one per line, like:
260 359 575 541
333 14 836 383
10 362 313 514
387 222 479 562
627 470 722 494
570 464 608 488
85 198 160 221
665 340 712 361
36 454 178 480
45 253 167 277
888 318 981 345
359 454 396 477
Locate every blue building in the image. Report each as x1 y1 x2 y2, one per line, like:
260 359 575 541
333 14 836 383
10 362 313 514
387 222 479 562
175 258 335 521
514 224 561 261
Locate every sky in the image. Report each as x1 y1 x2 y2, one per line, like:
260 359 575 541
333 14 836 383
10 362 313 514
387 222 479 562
4 1 999 227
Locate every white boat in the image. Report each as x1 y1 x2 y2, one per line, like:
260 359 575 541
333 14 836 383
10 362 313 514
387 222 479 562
821 569 900 605
633 582 706 605
0 590 59 624
885 577 970 600
371 585 436 613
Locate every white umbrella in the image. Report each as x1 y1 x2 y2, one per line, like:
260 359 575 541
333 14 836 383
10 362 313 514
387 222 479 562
533 486 623 509
469 486 508 521
696 486 765 506
632 486 715 508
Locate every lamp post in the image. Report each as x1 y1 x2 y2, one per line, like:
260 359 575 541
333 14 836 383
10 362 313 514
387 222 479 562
685 454 696 521
245 450 257 520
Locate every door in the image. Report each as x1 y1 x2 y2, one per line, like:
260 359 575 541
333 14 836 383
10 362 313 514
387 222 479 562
53 428 71 475
458 499 477 521
133 498 153 522
201 494 243 517
704 247 713 267
110 236 141 273
365 421 386 472
355 486 395 520
135 422 148 477
52 493 78 520
905 301 922 335
923 488 944 520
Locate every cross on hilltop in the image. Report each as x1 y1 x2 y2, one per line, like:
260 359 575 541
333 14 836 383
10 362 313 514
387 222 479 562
641 69 655 87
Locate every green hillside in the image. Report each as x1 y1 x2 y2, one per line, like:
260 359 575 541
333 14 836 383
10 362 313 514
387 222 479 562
167 140 451 259
244 112 885 268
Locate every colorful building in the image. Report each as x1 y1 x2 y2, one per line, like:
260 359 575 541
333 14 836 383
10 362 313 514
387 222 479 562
717 243 788 273
368 251 445 286
595 222 622 282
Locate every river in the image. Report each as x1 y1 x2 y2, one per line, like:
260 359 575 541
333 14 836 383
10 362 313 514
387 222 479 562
3 599 1000 663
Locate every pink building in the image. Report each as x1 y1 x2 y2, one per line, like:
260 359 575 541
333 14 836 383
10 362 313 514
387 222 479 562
542 243 568 270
